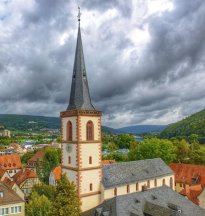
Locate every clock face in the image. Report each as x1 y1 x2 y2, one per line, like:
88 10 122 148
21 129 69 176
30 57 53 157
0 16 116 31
66 144 72 152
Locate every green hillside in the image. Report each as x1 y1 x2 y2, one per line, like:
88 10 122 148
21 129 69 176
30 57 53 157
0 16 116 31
0 114 113 133
0 114 60 131
161 108 205 138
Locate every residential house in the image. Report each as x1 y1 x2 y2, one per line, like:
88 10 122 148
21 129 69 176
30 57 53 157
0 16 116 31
0 155 22 177
170 163 205 208
169 163 205 193
27 151 45 171
0 168 10 182
49 166 61 186
2 177 24 200
13 168 40 197
0 182 25 216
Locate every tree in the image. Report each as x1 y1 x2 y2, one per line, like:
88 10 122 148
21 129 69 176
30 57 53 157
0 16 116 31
50 174 81 216
21 152 34 164
128 142 138 161
133 138 176 164
31 183 56 201
26 192 52 216
41 148 61 183
115 134 136 149
173 139 190 163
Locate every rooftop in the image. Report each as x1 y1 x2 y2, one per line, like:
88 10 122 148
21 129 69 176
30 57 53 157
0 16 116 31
102 158 173 188
169 163 205 186
13 168 38 186
0 182 24 205
83 186 205 216
52 166 61 181
0 154 22 170
28 151 45 163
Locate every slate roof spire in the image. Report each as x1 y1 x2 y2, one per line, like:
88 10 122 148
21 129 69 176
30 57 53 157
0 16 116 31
67 7 95 111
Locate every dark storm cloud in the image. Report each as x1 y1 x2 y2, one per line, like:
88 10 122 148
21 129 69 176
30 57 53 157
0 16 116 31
1 0 205 127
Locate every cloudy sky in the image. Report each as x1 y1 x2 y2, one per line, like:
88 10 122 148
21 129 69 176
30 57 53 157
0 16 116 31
1 0 205 128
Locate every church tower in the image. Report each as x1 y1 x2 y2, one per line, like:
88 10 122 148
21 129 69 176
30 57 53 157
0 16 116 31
61 9 102 212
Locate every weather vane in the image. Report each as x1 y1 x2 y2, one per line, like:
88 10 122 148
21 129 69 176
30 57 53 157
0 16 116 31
77 6 81 23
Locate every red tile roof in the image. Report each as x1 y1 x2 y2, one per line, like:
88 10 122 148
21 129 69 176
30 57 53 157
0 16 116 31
102 160 116 165
180 184 202 205
0 154 22 170
0 182 24 205
2 177 15 187
28 151 45 163
13 169 38 186
0 167 6 178
52 166 61 181
169 163 205 186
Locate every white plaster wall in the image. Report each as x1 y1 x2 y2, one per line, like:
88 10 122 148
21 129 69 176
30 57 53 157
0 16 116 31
80 169 101 194
62 143 77 167
102 175 174 200
62 117 77 141
80 143 101 168
81 194 101 212
80 116 100 141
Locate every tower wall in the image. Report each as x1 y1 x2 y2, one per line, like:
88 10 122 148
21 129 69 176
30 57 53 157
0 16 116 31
61 110 102 212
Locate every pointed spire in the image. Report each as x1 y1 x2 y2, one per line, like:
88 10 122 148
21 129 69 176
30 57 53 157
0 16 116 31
67 9 95 111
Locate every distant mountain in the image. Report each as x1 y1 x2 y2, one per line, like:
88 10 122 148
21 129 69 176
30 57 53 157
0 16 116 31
0 114 167 134
0 114 60 131
161 108 205 138
117 125 167 134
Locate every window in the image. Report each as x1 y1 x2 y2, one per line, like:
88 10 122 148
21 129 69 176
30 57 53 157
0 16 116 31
0 208 9 215
11 206 21 214
127 185 130 193
0 192 3 198
67 121 72 141
136 183 139 191
147 180 150 188
163 179 166 185
90 183 93 191
114 188 117 196
154 179 157 187
89 156 92 164
86 121 94 141
170 177 173 189
68 156 71 164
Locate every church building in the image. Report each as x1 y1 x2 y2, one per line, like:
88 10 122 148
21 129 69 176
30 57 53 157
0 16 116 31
59 11 204 216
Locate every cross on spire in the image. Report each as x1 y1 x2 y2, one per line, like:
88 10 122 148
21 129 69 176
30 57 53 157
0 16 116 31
77 6 81 24
67 7 95 111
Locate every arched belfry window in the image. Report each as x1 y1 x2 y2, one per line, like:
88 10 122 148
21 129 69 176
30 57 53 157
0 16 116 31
67 121 72 141
86 121 94 141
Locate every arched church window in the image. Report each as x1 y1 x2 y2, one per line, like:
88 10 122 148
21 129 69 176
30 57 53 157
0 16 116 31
170 177 173 189
147 180 150 188
86 121 94 141
127 185 130 193
114 188 117 196
154 179 157 187
163 179 166 185
67 121 72 141
136 183 139 191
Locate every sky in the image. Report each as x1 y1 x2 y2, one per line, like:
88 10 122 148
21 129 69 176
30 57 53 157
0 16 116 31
0 0 205 128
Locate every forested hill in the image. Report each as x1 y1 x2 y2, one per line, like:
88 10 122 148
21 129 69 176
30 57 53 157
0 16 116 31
161 108 205 138
0 114 60 131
